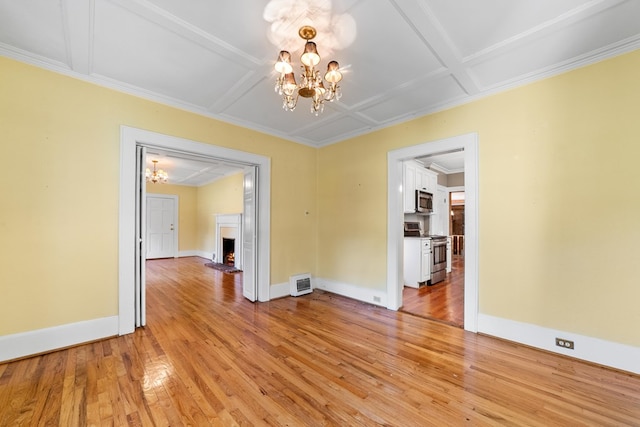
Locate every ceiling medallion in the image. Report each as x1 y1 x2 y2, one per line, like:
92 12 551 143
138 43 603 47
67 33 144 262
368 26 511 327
145 160 168 184
274 26 343 115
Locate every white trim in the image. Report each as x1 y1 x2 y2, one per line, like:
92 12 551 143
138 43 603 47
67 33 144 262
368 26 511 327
178 250 209 259
314 278 387 307
215 213 242 268
145 194 179 259
387 133 479 332
271 277 389 306
269 281 290 300
0 316 118 363
119 126 271 335
478 314 640 375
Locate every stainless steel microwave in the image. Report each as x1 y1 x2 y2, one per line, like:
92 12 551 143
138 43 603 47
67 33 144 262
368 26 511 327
415 190 433 214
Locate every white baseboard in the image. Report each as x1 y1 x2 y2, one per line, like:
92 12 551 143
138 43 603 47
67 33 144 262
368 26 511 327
269 277 387 306
178 250 210 259
478 313 640 374
0 316 119 363
270 281 290 299
314 278 387 307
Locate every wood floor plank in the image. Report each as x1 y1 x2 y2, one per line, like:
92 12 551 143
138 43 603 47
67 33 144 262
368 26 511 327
1 256 639 426
402 254 465 326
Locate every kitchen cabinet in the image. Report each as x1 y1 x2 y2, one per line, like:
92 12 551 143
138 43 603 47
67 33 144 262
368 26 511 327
417 167 437 194
403 161 438 213
403 162 417 213
403 237 431 287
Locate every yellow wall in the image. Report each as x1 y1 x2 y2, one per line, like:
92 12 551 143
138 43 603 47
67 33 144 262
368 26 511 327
196 172 244 255
146 183 198 252
2 47 639 350
0 56 317 335
317 49 640 347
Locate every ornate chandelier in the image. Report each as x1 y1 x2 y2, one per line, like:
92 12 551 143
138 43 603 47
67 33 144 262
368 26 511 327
146 160 168 184
274 26 343 115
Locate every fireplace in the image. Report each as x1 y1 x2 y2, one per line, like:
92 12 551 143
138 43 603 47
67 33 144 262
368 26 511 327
222 237 235 265
215 214 242 268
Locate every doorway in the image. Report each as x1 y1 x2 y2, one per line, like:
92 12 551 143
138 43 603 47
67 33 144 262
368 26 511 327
118 126 271 336
450 191 465 258
387 133 478 333
401 186 465 327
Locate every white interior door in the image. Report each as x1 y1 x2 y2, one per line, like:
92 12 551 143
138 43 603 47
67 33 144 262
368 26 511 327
146 195 177 259
135 146 147 327
242 166 257 301
434 185 449 235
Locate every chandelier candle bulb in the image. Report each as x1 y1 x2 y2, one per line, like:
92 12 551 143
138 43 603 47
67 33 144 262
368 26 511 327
283 73 297 95
273 25 344 115
301 41 320 67
275 51 293 74
324 61 342 83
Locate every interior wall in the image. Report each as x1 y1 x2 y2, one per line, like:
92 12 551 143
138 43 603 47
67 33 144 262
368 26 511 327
196 172 244 256
435 171 447 186
3 46 639 352
0 56 317 336
146 183 198 252
317 49 640 347
447 172 464 187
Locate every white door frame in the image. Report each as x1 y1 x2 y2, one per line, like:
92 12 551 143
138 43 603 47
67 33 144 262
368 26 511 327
118 126 271 335
387 133 479 332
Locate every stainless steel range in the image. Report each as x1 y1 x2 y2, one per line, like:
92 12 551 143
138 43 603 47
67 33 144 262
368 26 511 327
429 235 448 285
404 222 448 286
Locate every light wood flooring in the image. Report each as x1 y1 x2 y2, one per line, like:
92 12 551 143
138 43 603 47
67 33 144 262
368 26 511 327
401 255 464 327
1 256 639 426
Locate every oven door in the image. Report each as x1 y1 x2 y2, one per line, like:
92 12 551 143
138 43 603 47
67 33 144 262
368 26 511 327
430 239 447 284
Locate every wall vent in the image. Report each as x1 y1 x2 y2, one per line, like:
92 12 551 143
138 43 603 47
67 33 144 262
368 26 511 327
290 273 312 297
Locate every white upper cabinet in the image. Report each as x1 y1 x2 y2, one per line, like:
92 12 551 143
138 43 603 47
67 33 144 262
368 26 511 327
403 160 438 213
403 161 417 213
416 167 437 194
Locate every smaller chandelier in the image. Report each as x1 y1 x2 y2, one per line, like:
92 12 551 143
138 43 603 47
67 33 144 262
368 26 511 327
146 160 168 184
274 26 343 115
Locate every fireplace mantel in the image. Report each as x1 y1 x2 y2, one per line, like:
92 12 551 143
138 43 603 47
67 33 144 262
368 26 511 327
215 213 242 268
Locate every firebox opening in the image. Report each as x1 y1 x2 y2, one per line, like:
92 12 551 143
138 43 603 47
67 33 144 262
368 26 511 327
222 237 235 266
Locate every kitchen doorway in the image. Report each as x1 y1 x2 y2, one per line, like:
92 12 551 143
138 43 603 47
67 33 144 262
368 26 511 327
387 133 478 333
401 188 465 327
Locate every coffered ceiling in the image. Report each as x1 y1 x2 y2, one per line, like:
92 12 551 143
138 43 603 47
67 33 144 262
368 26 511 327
1 0 639 152
144 149 246 187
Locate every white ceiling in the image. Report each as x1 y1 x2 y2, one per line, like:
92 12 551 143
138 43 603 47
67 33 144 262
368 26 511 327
2 0 640 183
416 150 465 174
144 149 245 187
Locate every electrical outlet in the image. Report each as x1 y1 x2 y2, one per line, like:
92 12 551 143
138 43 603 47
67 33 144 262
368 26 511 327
555 338 574 349
373 296 381 303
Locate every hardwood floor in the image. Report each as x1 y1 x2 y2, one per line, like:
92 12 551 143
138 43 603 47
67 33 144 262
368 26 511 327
401 255 465 327
1 256 639 426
